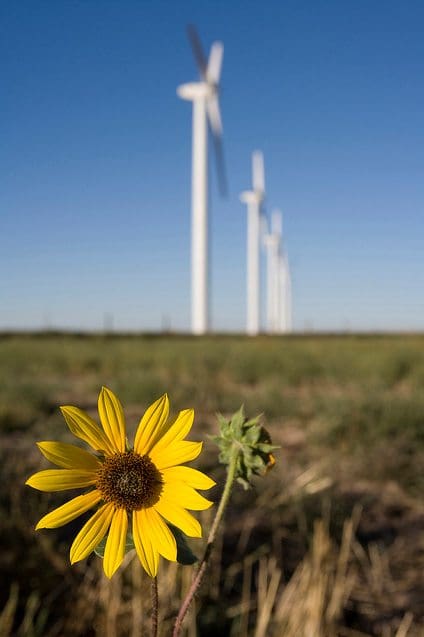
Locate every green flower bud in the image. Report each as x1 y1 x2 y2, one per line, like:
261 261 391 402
211 406 278 490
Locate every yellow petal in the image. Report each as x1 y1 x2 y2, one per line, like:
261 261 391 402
150 441 203 470
154 498 202 538
103 508 128 579
98 387 126 453
149 409 194 456
134 394 169 455
70 503 114 564
37 441 101 471
61 405 114 456
26 469 97 492
161 466 216 490
36 490 102 529
142 508 177 562
133 509 159 577
161 482 213 511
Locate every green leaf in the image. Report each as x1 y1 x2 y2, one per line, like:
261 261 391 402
236 475 250 490
230 405 245 436
243 426 261 445
94 531 135 559
257 443 279 453
168 524 198 565
251 455 266 469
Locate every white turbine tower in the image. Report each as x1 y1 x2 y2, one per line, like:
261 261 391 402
177 26 226 335
264 210 293 334
240 151 265 336
263 210 282 333
279 249 292 333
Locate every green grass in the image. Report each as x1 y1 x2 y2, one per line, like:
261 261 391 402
1 333 422 490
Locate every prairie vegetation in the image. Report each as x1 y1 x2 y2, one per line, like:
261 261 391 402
0 333 423 636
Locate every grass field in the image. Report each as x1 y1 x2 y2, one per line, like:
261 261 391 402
0 333 423 636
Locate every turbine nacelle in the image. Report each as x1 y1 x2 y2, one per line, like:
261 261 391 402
240 190 263 206
263 233 279 248
177 81 215 101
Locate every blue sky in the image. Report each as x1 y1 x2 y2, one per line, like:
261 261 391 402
1 1 423 332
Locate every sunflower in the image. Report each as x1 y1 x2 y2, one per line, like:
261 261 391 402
26 388 215 578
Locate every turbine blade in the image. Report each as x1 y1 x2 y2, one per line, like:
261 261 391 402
260 214 269 240
207 42 223 85
272 210 282 236
206 94 227 196
206 93 223 137
211 133 228 198
252 150 265 193
187 24 208 79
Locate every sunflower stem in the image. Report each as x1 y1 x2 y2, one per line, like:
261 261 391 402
172 444 240 637
151 576 158 637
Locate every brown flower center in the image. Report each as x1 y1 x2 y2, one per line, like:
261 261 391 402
96 451 162 510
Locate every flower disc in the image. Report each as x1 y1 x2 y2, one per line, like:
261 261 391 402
96 451 162 510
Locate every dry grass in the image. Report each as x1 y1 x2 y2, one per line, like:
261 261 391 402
0 333 423 636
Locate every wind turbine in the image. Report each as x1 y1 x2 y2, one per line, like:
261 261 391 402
177 26 226 335
263 210 282 333
264 210 293 334
240 151 265 335
279 250 292 333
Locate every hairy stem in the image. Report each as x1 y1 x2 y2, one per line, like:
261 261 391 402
151 576 158 637
172 446 239 637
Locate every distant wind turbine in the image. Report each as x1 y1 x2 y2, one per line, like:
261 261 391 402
264 210 293 334
240 151 265 335
263 210 282 333
177 25 227 335
263 210 292 334
279 249 292 333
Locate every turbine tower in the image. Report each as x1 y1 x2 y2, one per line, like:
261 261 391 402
279 250 292 333
240 151 265 335
177 26 226 335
